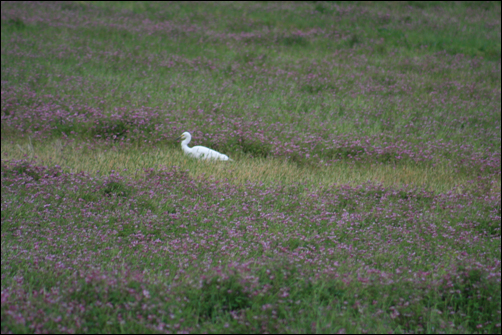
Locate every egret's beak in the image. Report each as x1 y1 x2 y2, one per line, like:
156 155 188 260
175 135 183 141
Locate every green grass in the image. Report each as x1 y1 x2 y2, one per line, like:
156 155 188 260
1 1 501 333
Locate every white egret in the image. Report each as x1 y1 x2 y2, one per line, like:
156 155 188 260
175 132 232 161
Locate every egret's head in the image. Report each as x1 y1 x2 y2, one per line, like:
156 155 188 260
175 132 190 141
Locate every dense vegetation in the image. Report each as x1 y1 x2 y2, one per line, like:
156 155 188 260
1 1 500 333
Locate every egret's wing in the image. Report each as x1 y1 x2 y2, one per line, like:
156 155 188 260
192 146 217 159
192 146 228 160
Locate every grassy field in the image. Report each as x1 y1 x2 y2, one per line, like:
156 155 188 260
1 1 501 333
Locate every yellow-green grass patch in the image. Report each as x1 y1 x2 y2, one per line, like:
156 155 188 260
3 139 499 194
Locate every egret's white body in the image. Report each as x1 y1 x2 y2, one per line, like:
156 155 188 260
176 132 232 161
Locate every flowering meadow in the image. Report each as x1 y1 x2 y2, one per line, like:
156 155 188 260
1 1 501 333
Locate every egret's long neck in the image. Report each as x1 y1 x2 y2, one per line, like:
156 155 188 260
181 137 192 154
